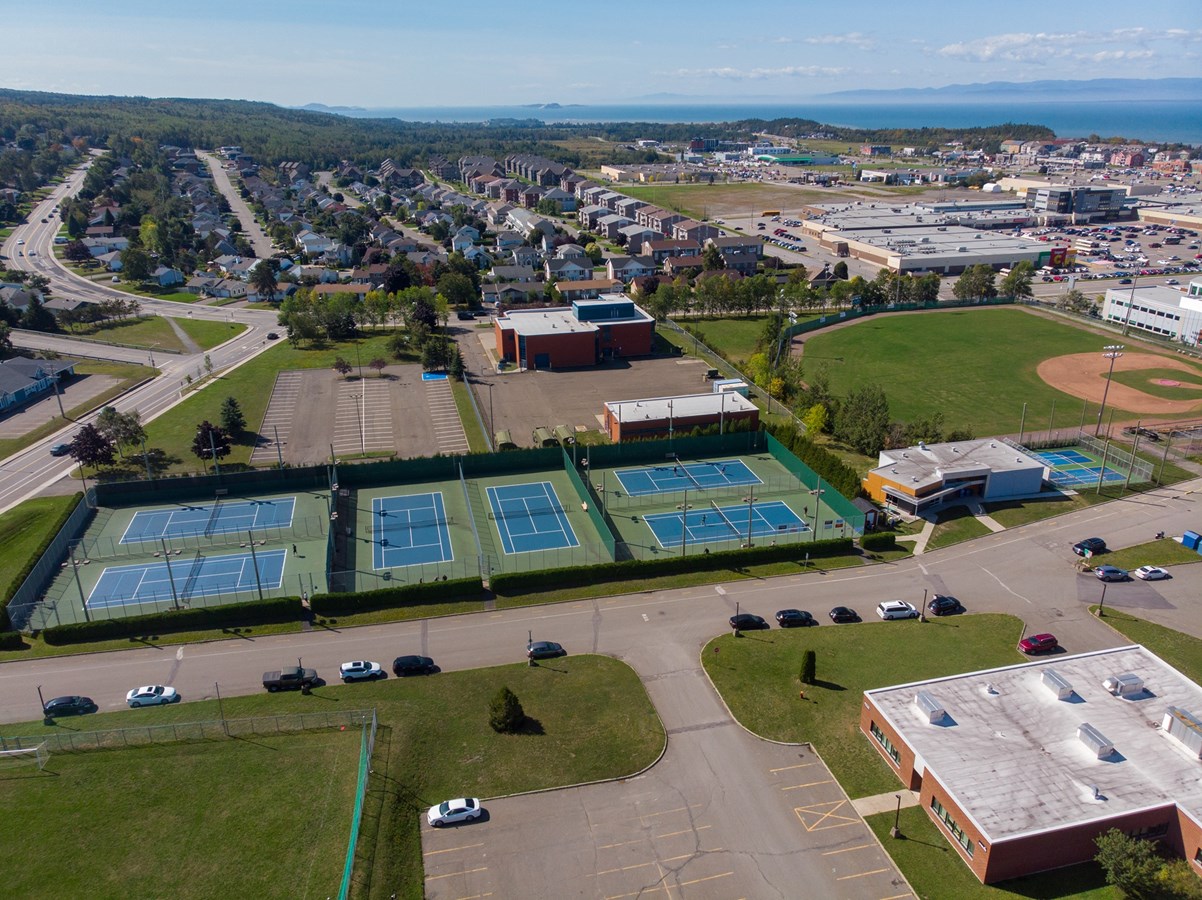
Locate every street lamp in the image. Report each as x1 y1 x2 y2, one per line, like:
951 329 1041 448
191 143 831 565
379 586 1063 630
350 392 364 454
1097 582 1107 618
891 794 903 838
1095 345 1124 437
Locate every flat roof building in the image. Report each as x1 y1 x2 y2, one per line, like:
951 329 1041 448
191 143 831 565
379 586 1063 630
863 438 1046 515
603 392 758 443
1102 280 1202 346
862 645 1202 883
494 296 654 370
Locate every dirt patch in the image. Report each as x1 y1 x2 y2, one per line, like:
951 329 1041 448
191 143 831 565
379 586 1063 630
1036 352 1202 415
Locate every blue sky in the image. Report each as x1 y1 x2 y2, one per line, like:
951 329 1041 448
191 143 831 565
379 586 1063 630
4 0 1200 107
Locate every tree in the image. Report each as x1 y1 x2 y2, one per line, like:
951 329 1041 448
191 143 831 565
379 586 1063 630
702 243 724 271
488 686 526 733
69 423 115 468
332 357 353 379
0 321 11 358
436 272 475 308
203 354 214 377
1057 288 1096 316
800 650 816 685
95 406 144 458
448 346 465 380
999 260 1034 301
835 384 890 455
120 247 152 282
583 242 604 265
802 403 830 436
421 336 452 372
220 396 246 436
63 240 92 263
1093 829 1166 898
368 357 387 378
19 296 57 333
832 260 849 280
250 258 280 303
953 264 998 301
192 421 231 470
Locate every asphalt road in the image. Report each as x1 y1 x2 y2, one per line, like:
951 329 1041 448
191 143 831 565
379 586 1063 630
197 150 275 258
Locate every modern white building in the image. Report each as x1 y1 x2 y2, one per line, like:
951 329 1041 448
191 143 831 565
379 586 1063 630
1102 279 1202 346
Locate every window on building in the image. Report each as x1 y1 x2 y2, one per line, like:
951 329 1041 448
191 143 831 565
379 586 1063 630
931 797 974 857
1127 823 1169 840
869 721 901 765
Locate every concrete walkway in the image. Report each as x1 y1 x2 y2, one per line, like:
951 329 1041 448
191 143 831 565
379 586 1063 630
969 501 1007 533
851 789 921 817
909 519 936 555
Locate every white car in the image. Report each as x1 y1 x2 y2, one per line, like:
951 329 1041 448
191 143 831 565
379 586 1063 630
1133 565 1170 581
876 600 920 620
126 685 180 707
427 797 483 827
339 660 384 681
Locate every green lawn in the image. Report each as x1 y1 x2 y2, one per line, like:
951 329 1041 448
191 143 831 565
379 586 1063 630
174 317 248 351
64 315 189 352
1092 609 1202 682
0 730 359 900
125 335 416 476
619 182 831 219
451 378 489 453
0 655 663 900
984 492 1104 528
800 307 1202 435
703 613 1025 798
0 361 151 461
1095 538 1202 573
675 315 779 362
1108 367 1202 401
866 808 1117 900
107 281 201 303
0 496 79 620
924 505 992 551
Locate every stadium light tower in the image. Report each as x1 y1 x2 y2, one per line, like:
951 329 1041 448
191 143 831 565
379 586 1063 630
1095 345 1124 437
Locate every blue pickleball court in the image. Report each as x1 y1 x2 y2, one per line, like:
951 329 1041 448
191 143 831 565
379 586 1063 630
486 482 579 554
87 549 287 609
120 497 297 544
372 492 454 569
643 500 808 548
613 458 762 497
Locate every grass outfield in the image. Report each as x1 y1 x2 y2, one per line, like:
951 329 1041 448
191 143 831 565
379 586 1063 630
1109 366 1202 401
620 182 831 220
798 307 1202 435
676 314 779 361
702 613 1025 798
1 730 359 900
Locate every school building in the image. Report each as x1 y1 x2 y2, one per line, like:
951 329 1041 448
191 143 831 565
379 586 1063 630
493 296 655 369
861 646 1202 884
602 392 758 442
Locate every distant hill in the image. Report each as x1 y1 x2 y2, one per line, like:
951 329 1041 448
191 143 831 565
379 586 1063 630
816 78 1202 102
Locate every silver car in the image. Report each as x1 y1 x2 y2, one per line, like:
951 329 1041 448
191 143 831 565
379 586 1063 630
126 685 180 707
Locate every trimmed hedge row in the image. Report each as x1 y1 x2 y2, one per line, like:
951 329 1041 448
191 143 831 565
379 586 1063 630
310 578 484 616
490 538 853 595
0 631 27 650
860 533 897 552
41 596 303 646
0 492 84 632
766 425 863 500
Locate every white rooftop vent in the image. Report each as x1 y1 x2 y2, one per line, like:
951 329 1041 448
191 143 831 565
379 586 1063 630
915 691 946 724
1078 723 1115 759
918 441 926 450
1162 707 1202 759
1041 668 1075 701
1103 673 1145 697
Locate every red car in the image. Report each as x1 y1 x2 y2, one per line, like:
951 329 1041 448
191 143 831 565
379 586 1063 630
1019 633 1059 654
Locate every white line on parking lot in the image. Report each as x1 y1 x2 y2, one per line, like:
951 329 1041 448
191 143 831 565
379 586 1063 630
424 866 488 881
822 842 875 856
423 842 485 856
769 762 815 773
655 824 711 839
837 867 891 881
781 779 833 790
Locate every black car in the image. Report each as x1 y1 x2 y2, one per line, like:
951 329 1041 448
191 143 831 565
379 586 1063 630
392 655 436 676
829 606 859 623
43 695 97 717
729 613 769 631
456 310 477 320
527 640 566 660
928 595 964 616
1072 537 1107 557
266 332 280 340
775 609 816 627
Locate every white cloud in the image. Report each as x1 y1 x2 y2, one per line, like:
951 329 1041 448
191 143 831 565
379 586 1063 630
803 32 876 50
674 65 848 80
1087 49 1156 62
937 27 1202 64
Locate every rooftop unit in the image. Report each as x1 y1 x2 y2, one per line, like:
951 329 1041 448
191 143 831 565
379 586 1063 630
1103 673 1145 697
1162 707 1202 758
1078 722 1115 759
914 690 946 724
1041 668 1075 701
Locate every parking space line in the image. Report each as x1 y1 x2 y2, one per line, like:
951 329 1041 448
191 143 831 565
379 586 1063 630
592 861 655 876
423 842 485 856
630 803 702 822
822 842 875 856
424 866 488 881
598 837 643 850
837 867 891 881
794 799 861 832
780 779 833 791
452 894 493 900
655 824 711 839
880 893 914 900
769 762 816 772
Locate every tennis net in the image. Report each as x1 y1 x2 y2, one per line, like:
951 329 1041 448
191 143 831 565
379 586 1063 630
181 550 204 600
709 500 741 537
203 498 222 537
487 505 566 520
674 456 703 490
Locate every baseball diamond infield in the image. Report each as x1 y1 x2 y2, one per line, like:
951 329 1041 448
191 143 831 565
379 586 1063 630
1037 352 1202 416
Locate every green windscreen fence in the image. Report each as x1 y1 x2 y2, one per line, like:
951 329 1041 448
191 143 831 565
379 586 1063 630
338 709 378 900
561 449 615 560
765 433 865 534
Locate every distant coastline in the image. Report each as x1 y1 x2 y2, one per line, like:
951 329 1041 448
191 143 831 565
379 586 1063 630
335 99 1202 145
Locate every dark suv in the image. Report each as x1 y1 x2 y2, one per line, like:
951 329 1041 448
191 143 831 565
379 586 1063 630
928 595 964 616
1072 537 1106 557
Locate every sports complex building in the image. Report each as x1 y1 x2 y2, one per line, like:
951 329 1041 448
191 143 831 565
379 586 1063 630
6 432 864 631
1101 278 1202 346
861 646 1202 884
493 296 655 368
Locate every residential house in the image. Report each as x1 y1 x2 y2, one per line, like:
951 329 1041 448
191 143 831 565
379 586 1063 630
606 256 657 282
664 256 704 277
494 230 523 252
350 264 389 286
554 278 624 302
511 246 542 267
487 203 515 225
673 220 722 244
296 230 335 256
506 208 555 240
555 244 587 260
615 197 646 219
642 239 701 264
481 283 538 307
293 265 340 284
577 204 610 230
545 258 594 282
619 224 657 249
720 253 759 276
151 266 184 288
186 275 223 295
246 282 297 303
462 246 491 268
490 265 539 283
540 187 575 212
707 235 763 260
0 358 78 413
311 283 369 302
520 185 544 209
96 251 123 272
596 214 633 240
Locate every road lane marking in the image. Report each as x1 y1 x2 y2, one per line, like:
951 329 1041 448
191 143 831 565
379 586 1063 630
423 842 485 856
714 586 726 595
452 894 493 900
781 779 833 790
425 866 488 881
769 762 815 772
822 842 875 856
837 867 891 881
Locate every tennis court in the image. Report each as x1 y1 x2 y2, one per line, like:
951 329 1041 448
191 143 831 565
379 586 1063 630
643 500 808 549
1031 449 1127 487
486 481 579 555
86 549 287 609
120 497 297 544
613 458 762 497
371 492 454 569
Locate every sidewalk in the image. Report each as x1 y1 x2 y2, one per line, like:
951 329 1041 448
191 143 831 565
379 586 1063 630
851 789 921 817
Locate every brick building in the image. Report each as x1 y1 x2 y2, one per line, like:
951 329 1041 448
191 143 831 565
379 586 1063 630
602 392 758 442
493 297 655 369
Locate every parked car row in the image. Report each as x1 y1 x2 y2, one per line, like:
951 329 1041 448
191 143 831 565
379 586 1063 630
729 595 965 632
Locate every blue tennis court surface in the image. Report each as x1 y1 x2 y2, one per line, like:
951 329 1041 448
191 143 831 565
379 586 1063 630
486 482 579 554
1031 449 1126 487
644 500 808 548
372 492 453 569
87 549 287 609
121 497 297 544
614 458 762 497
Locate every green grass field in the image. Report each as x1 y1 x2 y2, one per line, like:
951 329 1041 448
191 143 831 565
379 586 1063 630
0 730 360 900
676 315 777 361
800 307 1202 435
703 613 1025 798
0 496 78 618
620 182 831 220
925 504 992 551
1108 367 1202 401
1093 537 1202 574
1092 608 1202 682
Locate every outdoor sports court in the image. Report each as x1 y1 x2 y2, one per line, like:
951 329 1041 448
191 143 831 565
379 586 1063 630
371 492 454 569
120 497 297 544
86 549 287 610
486 481 579 555
1031 449 1127 487
613 458 762 497
643 500 807 549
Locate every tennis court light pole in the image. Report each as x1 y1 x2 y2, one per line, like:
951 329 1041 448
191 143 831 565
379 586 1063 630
1095 345 1124 437
68 556 90 622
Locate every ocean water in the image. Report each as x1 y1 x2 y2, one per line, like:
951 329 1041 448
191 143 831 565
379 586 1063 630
356 100 1202 145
